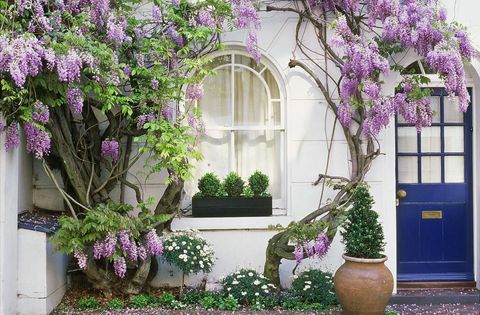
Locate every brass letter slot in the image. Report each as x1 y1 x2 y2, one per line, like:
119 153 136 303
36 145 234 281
422 210 443 219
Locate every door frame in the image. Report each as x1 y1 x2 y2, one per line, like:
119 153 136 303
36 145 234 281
395 87 474 282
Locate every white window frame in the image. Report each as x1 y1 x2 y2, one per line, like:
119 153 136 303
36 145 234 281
194 49 287 213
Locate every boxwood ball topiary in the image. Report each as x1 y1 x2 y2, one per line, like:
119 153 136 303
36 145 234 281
223 172 245 197
248 171 269 196
198 173 221 197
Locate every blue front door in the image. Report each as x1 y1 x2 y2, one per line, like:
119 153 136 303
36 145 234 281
396 88 473 281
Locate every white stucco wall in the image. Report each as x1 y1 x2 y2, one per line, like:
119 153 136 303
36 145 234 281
0 129 33 315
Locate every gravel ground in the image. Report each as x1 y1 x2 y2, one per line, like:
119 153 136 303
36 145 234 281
388 303 480 314
52 304 480 315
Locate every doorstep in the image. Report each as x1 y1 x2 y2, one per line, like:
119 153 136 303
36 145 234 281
390 288 480 305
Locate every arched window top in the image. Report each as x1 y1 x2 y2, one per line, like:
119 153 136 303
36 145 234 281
197 51 284 128
402 59 436 75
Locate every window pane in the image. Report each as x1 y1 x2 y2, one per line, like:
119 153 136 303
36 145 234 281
234 67 269 126
234 54 264 72
430 97 440 123
421 127 441 152
421 156 441 183
444 126 464 153
397 127 417 153
444 96 464 123
262 68 280 99
199 68 232 127
207 55 232 70
397 156 418 183
234 130 282 198
272 101 281 126
186 130 231 196
445 156 464 183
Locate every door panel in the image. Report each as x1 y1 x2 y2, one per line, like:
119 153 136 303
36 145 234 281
396 88 473 282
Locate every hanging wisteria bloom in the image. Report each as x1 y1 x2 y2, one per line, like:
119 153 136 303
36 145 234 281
294 232 331 264
4 123 19 151
101 139 119 162
92 233 117 259
145 229 164 256
74 250 88 270
66 88 84 114
32 101 49 125
24 122 51 159
137 113 155 129
113 257 127 278
186 83 204 101
161 106 174 121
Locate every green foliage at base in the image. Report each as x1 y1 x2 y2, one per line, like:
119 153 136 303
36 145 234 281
221 269 276 304
78 297 98 310
290 269 337 306
107 298 125 310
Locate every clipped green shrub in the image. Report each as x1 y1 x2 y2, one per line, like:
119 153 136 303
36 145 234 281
221 269 276 304
78 297 98 310
197 173 222 197
248 171 269 196
290 269 337 306
341 184 385 259
107 298 125 310
223 172 245 197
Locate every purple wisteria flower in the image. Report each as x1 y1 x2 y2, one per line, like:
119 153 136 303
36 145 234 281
32 101 49 125
118 231 131 251
161 106 174 121
127 241 138 262
137 113 155 129
113 256 127 278
145 229 163 256
151 78 159 89
294 232 330 264
186 84 204 101
74 249 88 270
101 139 119 162
56 50 83 83
92 233 117 259
67 87 84 114
197 10 216 28
24 122 51 159
138 245 147 261
106 14 127 47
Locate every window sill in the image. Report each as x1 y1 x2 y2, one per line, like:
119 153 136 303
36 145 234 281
171 215 293 231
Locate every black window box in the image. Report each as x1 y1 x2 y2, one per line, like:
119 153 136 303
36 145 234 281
192 196 272 217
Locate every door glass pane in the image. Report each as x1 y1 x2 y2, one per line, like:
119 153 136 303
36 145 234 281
234 130 282 198
421 127 441 152
199 68 232 127
444 96 464 123
397 127 417 153
445 156 464 183
429 96 441 123
444 126 464 153
397 156 418 183
421 156 441 183
234 67 269 126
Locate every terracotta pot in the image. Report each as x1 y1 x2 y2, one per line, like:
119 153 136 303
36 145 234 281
334 254 393 315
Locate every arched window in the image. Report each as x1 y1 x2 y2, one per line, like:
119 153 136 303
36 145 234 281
188 51 285 210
